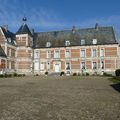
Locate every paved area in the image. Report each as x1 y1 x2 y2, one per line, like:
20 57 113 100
0 76 120 120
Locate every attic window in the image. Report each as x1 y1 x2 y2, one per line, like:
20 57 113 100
46 42 51 47
8 38 11 43
65 41 70 46
92 39 97 45
81 39 85 45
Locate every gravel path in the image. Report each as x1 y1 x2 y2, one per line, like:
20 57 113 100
0 76 119 120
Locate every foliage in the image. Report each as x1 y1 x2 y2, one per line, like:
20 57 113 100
73 73 77 76
115 69 120 76
60 71 65 76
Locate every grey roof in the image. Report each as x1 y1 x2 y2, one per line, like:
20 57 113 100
1 26 16 46
16 23 32 36
34 26 118 48
0 46 7 58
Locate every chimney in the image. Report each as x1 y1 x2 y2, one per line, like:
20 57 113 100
95 23 99 31
31 28 34 35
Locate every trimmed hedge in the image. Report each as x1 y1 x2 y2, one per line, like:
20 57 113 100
115 69 120 76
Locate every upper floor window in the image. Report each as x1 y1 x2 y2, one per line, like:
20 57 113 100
34 51 39 58
80 49 85 58
92 39 97 45
100 48 104 57
46 42 51 47
65 50 70 58
54 50 60 58
46 50 51 58
65 41 70 46
92 49 97 57
81 39 85 45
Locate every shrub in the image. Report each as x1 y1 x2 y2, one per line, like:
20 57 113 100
77 72 81 76
60 71 64 76
13 73 17 77
86 72 90 76
73 73 77 76
45 71 48 75
103 72 112 77
115 69 120 76
0 74 4 78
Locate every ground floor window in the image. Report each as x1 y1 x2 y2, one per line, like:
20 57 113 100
40 63 45 70
92 62 97 69
66 62 70 70
81 61 85 69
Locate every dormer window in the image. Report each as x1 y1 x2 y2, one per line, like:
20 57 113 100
46 42 51 47
8 38 11 43
81 39 85 45
13 40 16 45
65 41 70 46
92 39 97 45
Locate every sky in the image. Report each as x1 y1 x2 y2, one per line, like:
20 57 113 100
0 0 120 38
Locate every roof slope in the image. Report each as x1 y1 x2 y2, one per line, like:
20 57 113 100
16 23 32 36
0 46 7 58
34 26 118 48
1 26 16 46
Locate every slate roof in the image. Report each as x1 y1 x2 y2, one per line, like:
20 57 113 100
0 46 7 58
16 23 32 36
34 26 118 48
1 26 16 46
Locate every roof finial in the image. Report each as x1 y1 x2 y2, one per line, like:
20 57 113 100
22 16 27 24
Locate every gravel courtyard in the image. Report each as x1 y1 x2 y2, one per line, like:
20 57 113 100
0 76 119 120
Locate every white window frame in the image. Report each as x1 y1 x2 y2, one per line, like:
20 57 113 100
54 50 60 58
100 60 105 69
92 39 97 44
100 48 105 57
34 51 39 59
46 42 51 47
81 39 85 45
92 49 97 57
40 63 45 70
65 50 70 58
65 62 71 70
65 41 70 46
81 61 86 69
80 49 86 58
92 61 97 70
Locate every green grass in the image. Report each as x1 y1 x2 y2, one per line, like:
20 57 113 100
109 76 120 84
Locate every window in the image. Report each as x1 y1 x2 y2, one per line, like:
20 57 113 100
81 49 85 57
100 48 104 57
8 38 11 43
46 51 51 58
92 62 97 69
81 61 85 69
34 51 39 58
92 39 97 44
9 49 11 56
65 41 70 46
54 50 60 58
65 50 70 58
101 61 104 69
40 63 45 70
81 39 85 45
66 62 70 70
46 42 51 47
92 49 97 57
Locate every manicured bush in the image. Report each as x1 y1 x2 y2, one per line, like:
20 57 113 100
115 69 120 76
13 73 18 77
86 72 90 76
73 73 77 76
60 71 65 76
45 71 48 75
103 72 112 77
0 74 4 78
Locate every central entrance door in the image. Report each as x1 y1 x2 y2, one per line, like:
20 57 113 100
54 62 61 72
